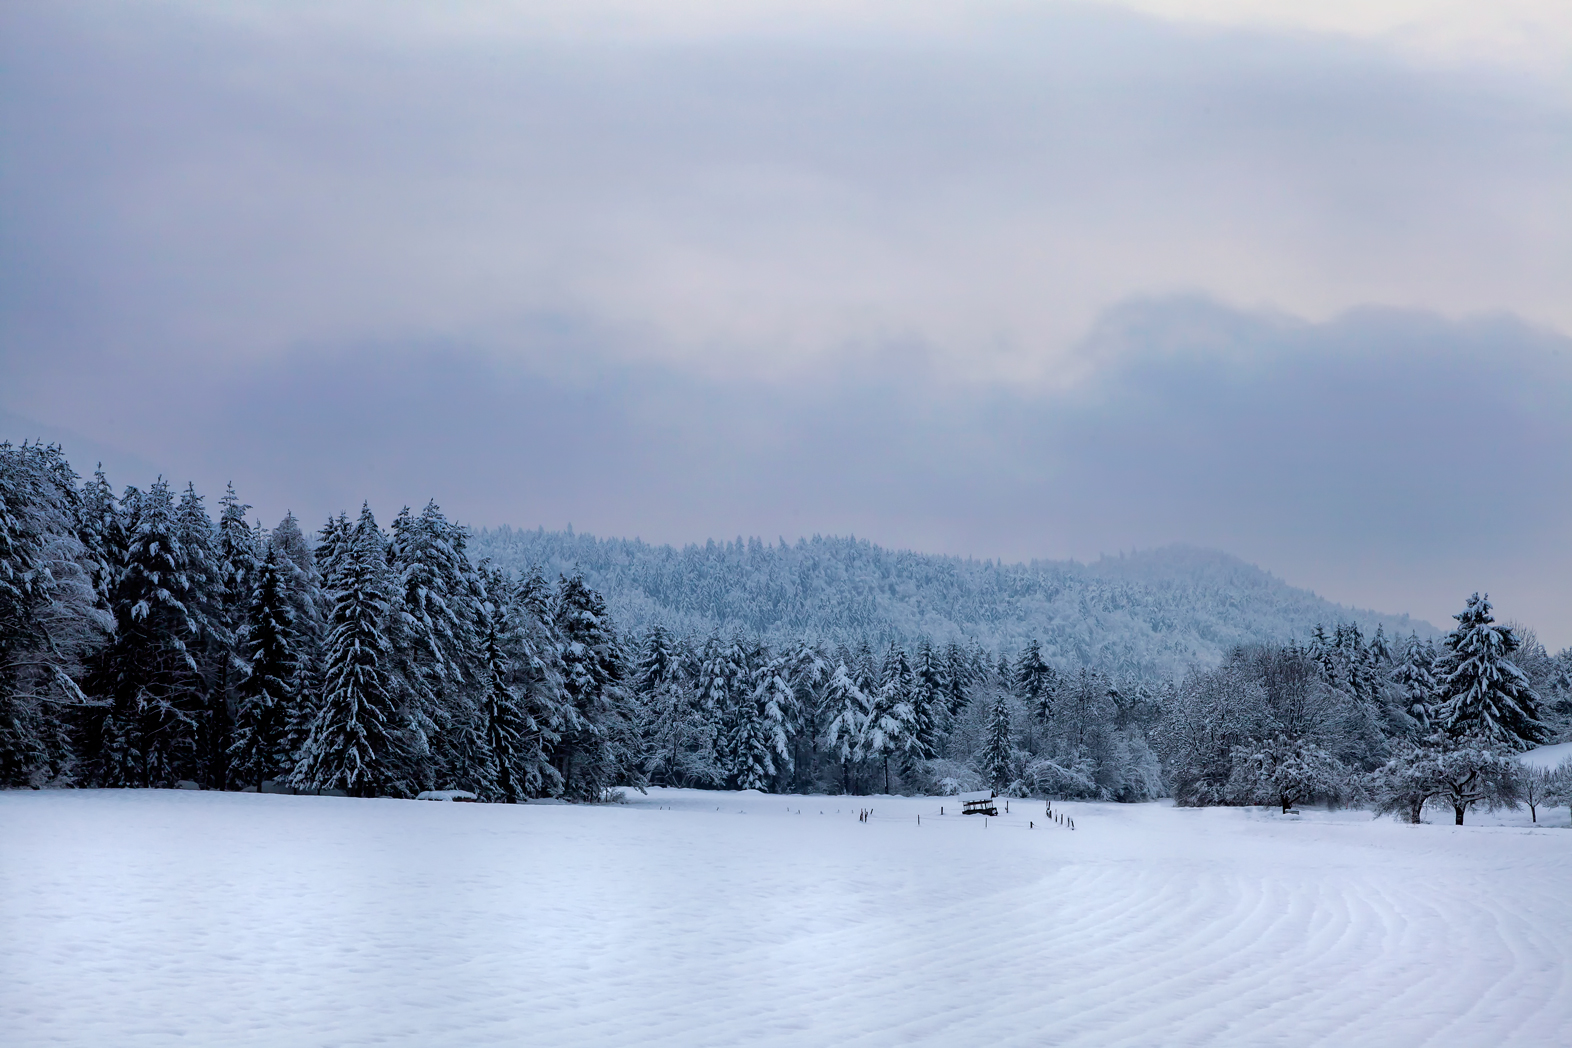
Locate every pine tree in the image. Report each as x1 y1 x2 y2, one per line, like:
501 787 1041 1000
1434 593 1546 750
695 632 749 784
1392 634 1438 732
473 565 564 802
270 512 326 761
554 573 636 799
905 642 941 764
90 479 204 787
230 545 296 791
389 501 480 790
196 483 255 789
1014 640 1058 721
784 641 831 791
76 465 122 609
860 646 912 794
634 623 692 786
0 443 101 785
291 505 403 797
821 663 867 794
731 654 792 791
981 693 1014 791
941 641 972 717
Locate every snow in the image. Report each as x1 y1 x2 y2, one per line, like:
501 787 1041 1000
1516 740 1572 770
415 789 479 801
3 789 1569 1047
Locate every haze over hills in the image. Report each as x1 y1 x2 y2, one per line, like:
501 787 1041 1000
470 529 1436 678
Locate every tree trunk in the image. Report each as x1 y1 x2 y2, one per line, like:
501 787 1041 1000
883 756 890 795
1454 804 1465 826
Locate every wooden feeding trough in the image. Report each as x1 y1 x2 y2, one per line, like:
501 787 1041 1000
960 790 998 816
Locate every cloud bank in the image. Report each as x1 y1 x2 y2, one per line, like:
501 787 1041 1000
3 1 1569 642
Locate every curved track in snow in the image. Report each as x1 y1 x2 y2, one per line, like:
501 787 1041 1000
2 790 1568 1047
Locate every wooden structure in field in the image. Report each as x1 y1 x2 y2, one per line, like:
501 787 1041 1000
960 791 998 816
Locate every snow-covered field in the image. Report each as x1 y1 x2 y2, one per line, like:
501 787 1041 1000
3 789 1568 1048
1518 740 1572 770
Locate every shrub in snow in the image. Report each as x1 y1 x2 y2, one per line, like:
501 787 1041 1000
1227 735 1345 813
904 758 983 796
1542 761 1572 824
1370 734 1521 825
1013 755 1102 800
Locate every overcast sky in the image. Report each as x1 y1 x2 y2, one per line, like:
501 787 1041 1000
3 0 1570 644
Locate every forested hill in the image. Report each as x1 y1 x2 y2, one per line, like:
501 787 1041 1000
469 529 1434 678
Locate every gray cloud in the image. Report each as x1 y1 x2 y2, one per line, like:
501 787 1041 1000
8 299 1567 644
3 0 1567 384
3 2 1569 644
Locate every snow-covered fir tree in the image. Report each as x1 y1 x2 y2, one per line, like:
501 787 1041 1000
1392 634 1438 732
553 573 638 799
980 693 1014 792
860 646 913 793
1014 640 1058 722
390 502 482 786
472 564 564 802
0 444 104 785
229 544 297 791
632 623 695 786
820 663 866 794
291 505 405 797
89 478 204 787
731 654 793 790
1433 593 1546 750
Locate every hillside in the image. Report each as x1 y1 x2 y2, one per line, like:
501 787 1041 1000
469 529 1434 678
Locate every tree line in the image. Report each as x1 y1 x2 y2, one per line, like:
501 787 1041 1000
3 442 1569 822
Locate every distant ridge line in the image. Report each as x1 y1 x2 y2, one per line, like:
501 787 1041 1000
470 528 1435 679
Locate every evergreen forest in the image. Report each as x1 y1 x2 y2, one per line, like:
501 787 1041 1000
4 443 1570 820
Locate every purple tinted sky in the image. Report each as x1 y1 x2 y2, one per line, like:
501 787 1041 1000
3 2 1570 643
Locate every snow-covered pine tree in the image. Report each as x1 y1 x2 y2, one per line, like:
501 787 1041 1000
1368 624 1391 669
472 564 565 801
694 632 749 784
980 693 1014 792
76 465 122 610
784 641 830 791
0 443 103 785
1434 593 1546 750
633 623 701 786
291 505 404 797
731 654 793 791
851 641 879 702
553 573 637 799
1014 640 1058 722
820 662 867 794
904 642 940 764
229 544 296 791
193 483 255 789
89 478 205 787
1309 624 1337 684
860 645 913 793
389 501 480 790
268 512 325 760
941 641 972 718
1392 634 1438 732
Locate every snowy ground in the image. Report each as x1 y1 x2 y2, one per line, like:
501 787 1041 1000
1518 739 1572 770
3 789 1568 1048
